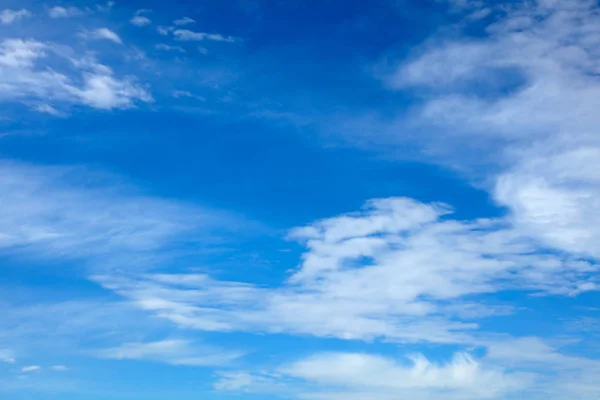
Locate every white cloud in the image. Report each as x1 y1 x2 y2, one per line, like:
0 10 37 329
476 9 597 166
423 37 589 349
50 365 68 371
95 197 597 344
96 339 243 366
21 365 41 373
381 0 600 262
78 73 151 109
216 351 531 400
96 1 115 13
47 6 82 18
286 352 526 397
155 44 185 52
157 26 173 35
33 104 62 116
173 30 237 43
173 17 195 26
172 90 205 100
79 28 122 44
0 9 31 24
0 349 15 363
0 38 151 110
0 160 232 267
130 16 151 27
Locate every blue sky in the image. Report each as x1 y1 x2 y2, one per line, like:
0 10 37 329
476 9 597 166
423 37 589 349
1 0 600 399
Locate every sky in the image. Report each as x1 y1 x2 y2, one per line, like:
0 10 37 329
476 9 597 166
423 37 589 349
1 0 600 399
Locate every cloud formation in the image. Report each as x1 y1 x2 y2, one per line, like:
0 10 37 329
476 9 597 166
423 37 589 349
47 6 82 18
96 339 244 366
79 27 122 44
0 9 31 24
20 365 41 373
0 160 230 268
173 30 237 43
382 0 600 262
0 38 151 110
173 17 195 26
95 197 596 345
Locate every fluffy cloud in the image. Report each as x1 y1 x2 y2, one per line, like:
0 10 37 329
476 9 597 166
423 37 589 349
130 9 151 26
95 197 597 344
130 15 151 26
382 0 600 261
0 38 151 110
0 9 31 24
215 351 531 400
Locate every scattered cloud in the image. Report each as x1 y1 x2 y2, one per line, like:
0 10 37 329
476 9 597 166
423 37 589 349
0 160 231 267
79 28 122 44
173 30 237 43
283 352 527 398
157 26 173 35
173 17 195 26
215 351 533 400
33 104 62 116
95 339 244 366
95 1 115 13
47 6 82 18
130 16 151 26
155 43 185 52
95 197 597 344
21 365 41 373
379 0 600 262
0 38 151 110
131 9 152 26
172 90 205 100
50 365 68 371
0 9 31 24
0 349 15 364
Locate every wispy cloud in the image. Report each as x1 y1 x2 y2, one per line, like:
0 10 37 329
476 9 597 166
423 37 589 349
95 1 115 13
130 15 151 26
21 365 41 373
173 17 195 26
130 9 152 26
215 351 532 400
173 30 237 43
156 26 173 35
33 104 63 116
377 0 600 262
47 6 82 18
95 197 597 345
0 39 151 110
79 28 122 44
0 160 230 267
0 349 15 364
0 9 31 24
95 339 244 366
155 43 185 52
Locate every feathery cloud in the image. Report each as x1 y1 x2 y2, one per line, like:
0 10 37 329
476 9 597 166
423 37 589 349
173 17 195 26
79 28 122 44
47 6 82 18
173 30 237 43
